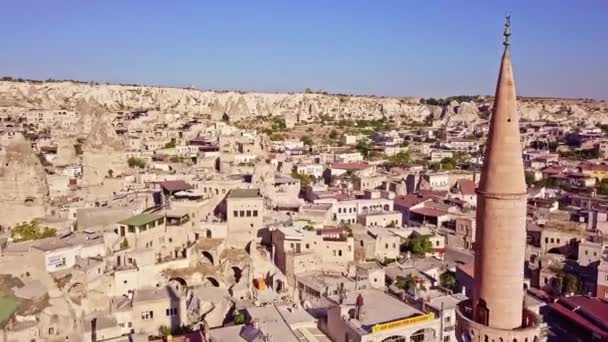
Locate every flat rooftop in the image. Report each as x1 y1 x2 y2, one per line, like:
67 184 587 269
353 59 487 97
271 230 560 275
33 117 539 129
329 289 423 328
296 272 353 292
118 212 164 227
228 188 260 199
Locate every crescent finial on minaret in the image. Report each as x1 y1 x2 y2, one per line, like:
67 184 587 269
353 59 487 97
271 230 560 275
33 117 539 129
503 13 512 48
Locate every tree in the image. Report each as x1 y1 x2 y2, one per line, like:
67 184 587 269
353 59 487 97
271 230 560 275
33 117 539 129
304 87 313 94
233 312 246 324
439 271 457 291
300 136 313 146
402 236 433 256
396 274 417 291
164 140 176 148
107 169 114 178
525 172 536 186
598 179 608 196
303 225 315 231
74 143 83 155
355 141 370 159
11 221 56 242
387 151 411 164
291 171 313 188
127 157 146 169
159 325 171 337
328 129 339 139
120 238 129 250
559 272 582 295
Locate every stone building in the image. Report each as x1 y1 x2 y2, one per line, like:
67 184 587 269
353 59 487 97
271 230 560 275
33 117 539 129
226 188 264 248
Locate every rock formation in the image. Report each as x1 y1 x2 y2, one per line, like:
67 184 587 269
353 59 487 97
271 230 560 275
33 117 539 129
81 114 126 186
0 133 49 226
0 81 606 125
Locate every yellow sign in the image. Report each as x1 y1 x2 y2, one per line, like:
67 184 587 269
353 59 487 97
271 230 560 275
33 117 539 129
371 313 435 333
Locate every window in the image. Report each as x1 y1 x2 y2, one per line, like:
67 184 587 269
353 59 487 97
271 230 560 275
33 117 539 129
445 316 451 324
166 308 178 316
436 241 440 246
128 226 135 233
233 210 238 217
306 244 310 249
338 250 342 256
141 311 154 320
123 280 128 284
253 210 258 217
239 210 245 217
128 322 132 328
246 210 251 217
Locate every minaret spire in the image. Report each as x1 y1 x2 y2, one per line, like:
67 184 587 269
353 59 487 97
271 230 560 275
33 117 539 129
475 15 526 328
503 14 511 48
456 17 541 342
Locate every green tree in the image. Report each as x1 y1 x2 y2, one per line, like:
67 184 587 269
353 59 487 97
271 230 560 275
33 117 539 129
164 140 176 148
304 87 313 94
598 179 608 196
303 225 315 231
159 325 171 337
127 157 146 169
234 312 246 324
355 141 370 159
560 272 582 295
525 172 536 186
11 221 57 242
74 143 83 155
291 171 313 188
328 129 339 139
402 236 433 256
439 271 457 291
439 157 457 170
387 151 411 164
396 274 417 291
300 136 313 146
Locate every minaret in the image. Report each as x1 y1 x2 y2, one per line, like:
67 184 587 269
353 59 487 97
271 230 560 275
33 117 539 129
456 16 541 342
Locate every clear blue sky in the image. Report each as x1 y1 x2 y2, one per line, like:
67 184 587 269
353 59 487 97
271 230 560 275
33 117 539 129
1 0 606 99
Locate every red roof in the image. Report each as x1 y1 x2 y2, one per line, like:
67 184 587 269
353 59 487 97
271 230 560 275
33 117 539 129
159 180 193 192
457 262 475 278
330 162 369 171
410 206 448 217
580 162 608 172
542 166 566 175
549 296 608 338
394 194 432 209
418 189 449 199
455 179 476 195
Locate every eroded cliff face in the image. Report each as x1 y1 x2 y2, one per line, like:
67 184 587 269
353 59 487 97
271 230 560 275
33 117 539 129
0 133 49 226
82 114 127 186
0 81 606 124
